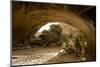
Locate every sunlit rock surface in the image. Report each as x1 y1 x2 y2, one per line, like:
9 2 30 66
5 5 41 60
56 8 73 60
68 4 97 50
12 47 82 65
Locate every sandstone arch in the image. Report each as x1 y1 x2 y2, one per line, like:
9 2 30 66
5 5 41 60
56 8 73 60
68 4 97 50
12 2 96 60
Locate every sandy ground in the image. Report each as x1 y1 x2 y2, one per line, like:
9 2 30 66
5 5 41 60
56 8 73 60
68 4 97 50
12 47 84 66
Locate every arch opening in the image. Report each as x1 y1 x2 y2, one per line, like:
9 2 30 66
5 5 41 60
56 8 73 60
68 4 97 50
26 22 88 59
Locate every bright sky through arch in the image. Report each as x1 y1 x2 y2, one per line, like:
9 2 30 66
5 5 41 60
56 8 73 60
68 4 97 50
37 22 59 32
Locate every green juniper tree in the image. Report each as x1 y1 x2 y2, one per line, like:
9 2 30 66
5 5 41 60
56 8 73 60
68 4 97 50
39 24 62 46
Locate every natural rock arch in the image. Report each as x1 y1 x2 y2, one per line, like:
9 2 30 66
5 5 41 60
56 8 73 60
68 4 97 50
12 2 96 60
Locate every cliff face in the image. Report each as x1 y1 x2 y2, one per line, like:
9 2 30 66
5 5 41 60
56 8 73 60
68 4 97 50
12 1 96 59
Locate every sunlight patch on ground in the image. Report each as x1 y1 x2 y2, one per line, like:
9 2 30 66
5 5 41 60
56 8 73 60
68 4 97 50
12 51 59 65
